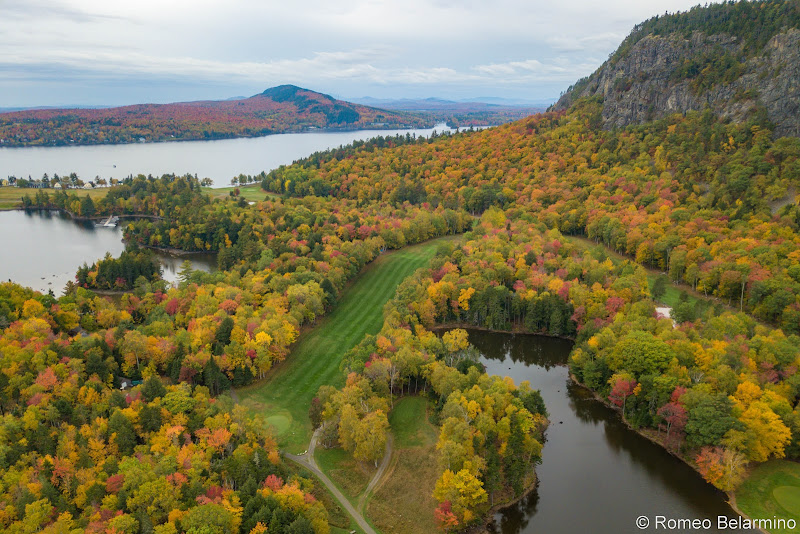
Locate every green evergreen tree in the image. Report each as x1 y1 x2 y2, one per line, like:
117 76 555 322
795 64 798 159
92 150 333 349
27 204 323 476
141 376 167 402
109 410 137 456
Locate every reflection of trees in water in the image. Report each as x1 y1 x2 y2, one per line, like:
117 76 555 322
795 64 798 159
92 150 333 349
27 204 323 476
23 208 101 232
567 383 608 425
469 328 741 532
466 330 572 371
568 382 737 522
486 484 537 534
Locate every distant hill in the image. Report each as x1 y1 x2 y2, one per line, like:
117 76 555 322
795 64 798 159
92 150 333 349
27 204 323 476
350 96 545 128
0 85 432 147
553 0 800 137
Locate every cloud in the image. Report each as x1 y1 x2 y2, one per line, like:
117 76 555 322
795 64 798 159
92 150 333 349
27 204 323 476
471 58 604 83
0 0 719 105
0 42 603 91
2 0 128 23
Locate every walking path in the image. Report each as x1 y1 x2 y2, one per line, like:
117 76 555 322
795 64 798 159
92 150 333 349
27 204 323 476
357 435 393 515
285 426 392 534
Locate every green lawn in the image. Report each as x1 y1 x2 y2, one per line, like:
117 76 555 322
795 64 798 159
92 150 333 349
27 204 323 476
202 184 278 202
236 237 453 453
0 186 109 210
736 460 800 533
647 274 702 309
389 396 438 448
368 396 440 534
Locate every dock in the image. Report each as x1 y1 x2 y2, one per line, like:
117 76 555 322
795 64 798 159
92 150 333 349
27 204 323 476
100 215 119 227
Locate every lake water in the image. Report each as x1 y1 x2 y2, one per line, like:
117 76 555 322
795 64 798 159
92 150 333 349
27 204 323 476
0 125 473 291
463 330 749 534
0 210 215 294
0 124 461 188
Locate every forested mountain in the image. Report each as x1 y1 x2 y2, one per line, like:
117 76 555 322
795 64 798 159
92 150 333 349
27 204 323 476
554 0 800 137
0 85 430 147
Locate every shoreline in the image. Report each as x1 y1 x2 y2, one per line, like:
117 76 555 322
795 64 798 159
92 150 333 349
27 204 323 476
434 325 766 533
465 472 539 534
0 121 442 150
10 206 163 222
567 371 767 533
430 322 576 342
136 242 215 257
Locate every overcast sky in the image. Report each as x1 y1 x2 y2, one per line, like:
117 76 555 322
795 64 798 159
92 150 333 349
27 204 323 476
1 0 710 107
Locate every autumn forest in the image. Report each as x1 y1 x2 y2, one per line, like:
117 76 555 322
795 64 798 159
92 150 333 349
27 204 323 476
4 1 800 533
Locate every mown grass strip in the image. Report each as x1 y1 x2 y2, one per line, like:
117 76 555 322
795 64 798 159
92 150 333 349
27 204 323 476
735 460 800 534
236 237 455 453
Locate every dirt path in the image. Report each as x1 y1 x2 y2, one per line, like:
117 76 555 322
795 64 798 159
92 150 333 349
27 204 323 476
285 427 377 534
357 434 394 515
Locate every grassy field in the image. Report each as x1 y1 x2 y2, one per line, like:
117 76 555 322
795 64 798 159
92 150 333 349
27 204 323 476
236 237 454 453
295 462 367 534
0 184 274 211
316 447 374 502
0 186 110 210
368 396 440 534
735 460 800 533
646 275 702 309
389 396 438 448
202 184 278 202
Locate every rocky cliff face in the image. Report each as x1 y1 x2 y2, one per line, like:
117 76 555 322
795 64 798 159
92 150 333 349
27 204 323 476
554 28 800 137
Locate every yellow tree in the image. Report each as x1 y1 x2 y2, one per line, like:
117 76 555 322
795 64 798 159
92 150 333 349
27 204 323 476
433 467 487 525
738 401 791 462
353 410 389 467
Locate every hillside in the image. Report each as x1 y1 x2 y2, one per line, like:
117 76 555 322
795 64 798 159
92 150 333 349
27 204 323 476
0 85 432 147
554 0 800 137
5 3 800 533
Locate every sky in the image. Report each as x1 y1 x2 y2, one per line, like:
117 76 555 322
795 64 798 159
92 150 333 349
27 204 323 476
0 0 711 108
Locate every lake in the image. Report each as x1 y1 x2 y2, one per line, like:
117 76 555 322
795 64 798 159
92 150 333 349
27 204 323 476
0 210 216 294
0 124 461 188
0 124 471 291
462 330 749 534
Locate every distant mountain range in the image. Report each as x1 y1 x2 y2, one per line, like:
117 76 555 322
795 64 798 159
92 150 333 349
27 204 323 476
346 96 548 129
0 85 432 148
0 85 556 148
350 96 551 112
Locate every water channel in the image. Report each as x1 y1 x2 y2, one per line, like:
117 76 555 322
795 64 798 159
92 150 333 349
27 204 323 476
464 330 749 534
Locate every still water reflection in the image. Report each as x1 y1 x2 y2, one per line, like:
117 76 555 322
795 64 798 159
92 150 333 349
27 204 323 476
0 210 215 293
460 330 748 534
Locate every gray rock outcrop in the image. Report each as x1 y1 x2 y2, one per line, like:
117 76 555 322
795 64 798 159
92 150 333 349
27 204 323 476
554 28 800 137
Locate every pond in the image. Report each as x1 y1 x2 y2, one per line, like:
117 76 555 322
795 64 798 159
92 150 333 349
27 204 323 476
462 329 749 534
0 210 215 293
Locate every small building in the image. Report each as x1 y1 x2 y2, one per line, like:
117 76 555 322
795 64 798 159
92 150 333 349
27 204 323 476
119 377 134 390
656 307 677 328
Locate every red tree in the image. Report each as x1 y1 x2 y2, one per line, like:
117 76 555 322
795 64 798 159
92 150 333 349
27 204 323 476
609 379 637 418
